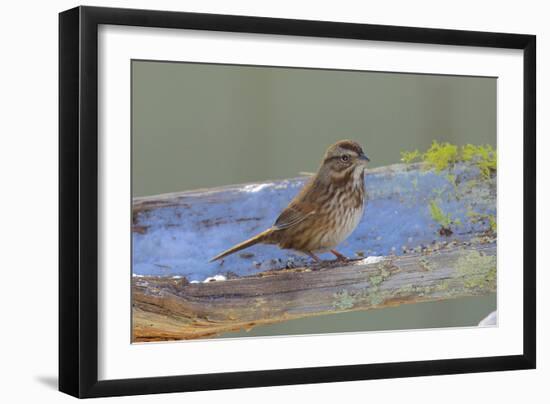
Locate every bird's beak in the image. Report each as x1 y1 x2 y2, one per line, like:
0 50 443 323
359 154 370 163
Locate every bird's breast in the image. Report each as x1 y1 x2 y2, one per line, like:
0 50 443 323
322 203 364 247
314 183 365 249
277 177 366 253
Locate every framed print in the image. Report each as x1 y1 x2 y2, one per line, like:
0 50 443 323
59 6 536 398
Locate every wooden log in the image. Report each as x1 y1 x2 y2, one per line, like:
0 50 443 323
132 243 496 342
131 161 496 341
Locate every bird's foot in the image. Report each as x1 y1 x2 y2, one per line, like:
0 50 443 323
330 249 348 262
305 251 322 263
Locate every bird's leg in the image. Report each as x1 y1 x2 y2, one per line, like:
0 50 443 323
305 251 322 263
330 249 348 262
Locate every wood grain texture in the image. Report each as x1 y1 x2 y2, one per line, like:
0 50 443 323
132 243 496 342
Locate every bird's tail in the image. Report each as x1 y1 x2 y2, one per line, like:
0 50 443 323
209 228 273 262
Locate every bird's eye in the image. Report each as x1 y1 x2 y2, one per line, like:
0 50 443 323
341 154 350 162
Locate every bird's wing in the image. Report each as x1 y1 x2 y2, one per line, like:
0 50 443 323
273 205 316 230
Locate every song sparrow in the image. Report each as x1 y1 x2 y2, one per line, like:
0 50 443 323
210 140 370 263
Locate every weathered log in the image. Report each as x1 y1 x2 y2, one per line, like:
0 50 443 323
131 161 496 342
132 243 496 342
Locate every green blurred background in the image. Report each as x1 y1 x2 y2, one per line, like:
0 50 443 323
131 60 497 336
132 60 496 197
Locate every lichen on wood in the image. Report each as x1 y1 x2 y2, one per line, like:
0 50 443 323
132 244 496 342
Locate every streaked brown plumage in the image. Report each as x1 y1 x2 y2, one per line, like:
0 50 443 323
210 140 370 263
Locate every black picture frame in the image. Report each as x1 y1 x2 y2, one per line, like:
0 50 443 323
59 5 536 398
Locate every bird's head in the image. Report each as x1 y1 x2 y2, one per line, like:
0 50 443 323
320 140 370 180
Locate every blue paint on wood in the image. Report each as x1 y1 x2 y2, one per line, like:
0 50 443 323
132 163 495 281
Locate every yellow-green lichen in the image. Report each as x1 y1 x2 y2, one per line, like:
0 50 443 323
401 149 422 164
363 264 395 306
411 176 419 190
455 251 497 291
369 275 384 287
367 287 386 306
465 179 479 190
429 199 461 230
419 257 434 271
462 144 497 179
446 173 459 195
436 280 451 292
446 173 456 185
332 289 355 310
368 264 392 287
400 141 497 180
467 209 497 234
423 141 459 172
488 215 497 233
432 187 445 199
396 278 453 299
